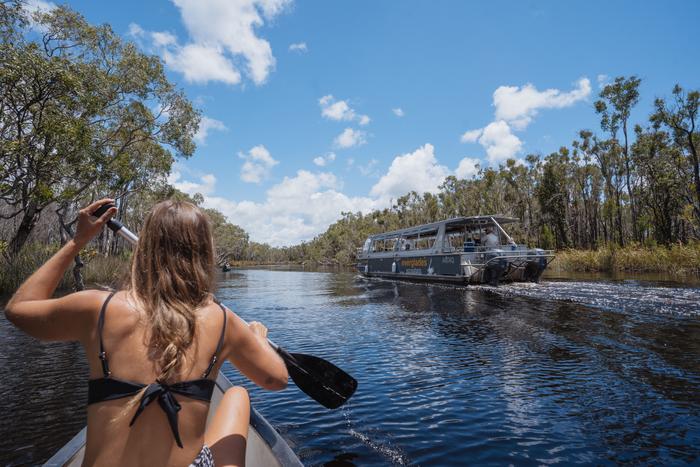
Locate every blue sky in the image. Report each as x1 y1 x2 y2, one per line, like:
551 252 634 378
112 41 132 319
43 0 700 245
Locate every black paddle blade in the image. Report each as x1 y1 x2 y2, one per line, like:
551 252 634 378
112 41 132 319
277 348 358 409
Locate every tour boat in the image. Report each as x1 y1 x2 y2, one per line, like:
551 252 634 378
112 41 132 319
43 372 303 467
356 216 555 285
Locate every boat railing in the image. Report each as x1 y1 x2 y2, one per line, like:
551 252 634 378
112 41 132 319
444 244 540 254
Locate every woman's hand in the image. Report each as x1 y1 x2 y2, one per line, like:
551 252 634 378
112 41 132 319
248 321 269 339
74 198 118 247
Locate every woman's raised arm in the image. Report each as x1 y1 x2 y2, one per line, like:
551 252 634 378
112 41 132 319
4 199 117 342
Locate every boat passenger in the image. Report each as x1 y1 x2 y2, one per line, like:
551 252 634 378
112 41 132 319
483 227 500 248
4 198 289 467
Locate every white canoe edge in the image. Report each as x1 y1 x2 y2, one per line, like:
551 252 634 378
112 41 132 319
43 372 303 467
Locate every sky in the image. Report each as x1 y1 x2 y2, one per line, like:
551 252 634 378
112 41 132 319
32 0 700 246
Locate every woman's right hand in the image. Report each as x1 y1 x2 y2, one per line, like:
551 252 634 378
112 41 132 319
248 321 268 339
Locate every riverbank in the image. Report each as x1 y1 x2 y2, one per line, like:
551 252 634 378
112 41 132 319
551 242 700 275
0 244 128 295
3 242 699 296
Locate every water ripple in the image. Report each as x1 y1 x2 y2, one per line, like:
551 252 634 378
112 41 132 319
2 269 700 465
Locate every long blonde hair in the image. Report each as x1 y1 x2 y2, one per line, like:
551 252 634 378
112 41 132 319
129 199 215 383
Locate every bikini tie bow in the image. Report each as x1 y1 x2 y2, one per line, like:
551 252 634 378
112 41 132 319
129 381 184 448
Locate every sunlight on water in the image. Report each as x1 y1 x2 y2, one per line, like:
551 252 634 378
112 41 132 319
2 269 700 466
495 279 700 317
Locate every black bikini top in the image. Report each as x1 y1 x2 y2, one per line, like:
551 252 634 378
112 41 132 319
87 291 227 448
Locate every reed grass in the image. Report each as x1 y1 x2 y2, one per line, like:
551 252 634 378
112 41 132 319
551 242 700 275
1 243 130 296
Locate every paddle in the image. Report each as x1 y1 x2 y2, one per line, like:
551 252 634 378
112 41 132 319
91 203 358 409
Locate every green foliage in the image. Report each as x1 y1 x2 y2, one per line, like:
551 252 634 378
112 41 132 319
0 2 199 255
540 225 555 250
553 243 700 275
0 7 697 282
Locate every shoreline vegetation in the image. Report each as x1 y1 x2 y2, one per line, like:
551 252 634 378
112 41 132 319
3 243 699 298
1 3 699 296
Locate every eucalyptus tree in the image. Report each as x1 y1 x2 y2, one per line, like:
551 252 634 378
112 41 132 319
595 76 642 242
632 124 687 243
203 207 250 264
0 2 199 256
652 85 700 235
537 149 571 248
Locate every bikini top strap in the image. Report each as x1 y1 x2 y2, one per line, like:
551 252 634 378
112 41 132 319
203 301 228 378
97 291 118 378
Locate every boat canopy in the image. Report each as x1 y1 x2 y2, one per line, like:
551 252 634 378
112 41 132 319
368 215 519 241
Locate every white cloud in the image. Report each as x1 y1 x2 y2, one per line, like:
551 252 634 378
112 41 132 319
197 170 377 246
478 120 523 164
167 44 242 85
370 144 449 202
334 128 367 149
319 95 370 126
313 152 336 167
461 77 591 164
455 157 480 179
597 74 609 89
170 143 492 245
194 116 228 145
392 108 405 117
493 77 591 130
24 0 55 13
289 42 307 53
460 128 482 143
239 145 278 183
358 158 379 177
23 0 56 30
168 171 217 195
129 0 291 86
128 23 145 37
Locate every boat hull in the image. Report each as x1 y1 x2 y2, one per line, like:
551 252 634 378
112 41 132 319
42 372 302 467
357 251 553 286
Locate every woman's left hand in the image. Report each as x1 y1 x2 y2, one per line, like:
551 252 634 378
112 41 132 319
73 198 118 247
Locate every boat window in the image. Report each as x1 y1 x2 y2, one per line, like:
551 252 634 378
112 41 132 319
444 229 466 251
400 229 437 250
371 237 399 252
363 238 372 253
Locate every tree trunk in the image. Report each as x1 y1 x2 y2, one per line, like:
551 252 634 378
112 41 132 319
687 131 700 226
7 200 41 256
57 206 85 291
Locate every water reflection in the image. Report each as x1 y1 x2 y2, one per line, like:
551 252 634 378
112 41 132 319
2 269 700 466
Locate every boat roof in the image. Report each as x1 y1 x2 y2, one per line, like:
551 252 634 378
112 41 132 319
368 215 519 240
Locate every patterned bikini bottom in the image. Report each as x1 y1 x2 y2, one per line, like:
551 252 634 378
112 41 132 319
189 444 215 467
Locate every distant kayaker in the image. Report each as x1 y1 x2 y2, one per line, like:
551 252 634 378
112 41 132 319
5 198 288 467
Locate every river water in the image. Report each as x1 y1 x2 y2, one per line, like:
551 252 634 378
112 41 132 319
1 269 699 466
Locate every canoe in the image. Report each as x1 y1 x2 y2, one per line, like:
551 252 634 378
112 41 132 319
43 372 303 467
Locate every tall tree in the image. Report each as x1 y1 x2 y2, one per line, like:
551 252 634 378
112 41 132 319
652 85 700 234
595 76 642 242
0 3 199 255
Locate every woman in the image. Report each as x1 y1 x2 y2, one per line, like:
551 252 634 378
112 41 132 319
5 198 288 467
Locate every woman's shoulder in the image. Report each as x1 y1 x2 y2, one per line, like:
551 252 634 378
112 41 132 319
61 288 116 313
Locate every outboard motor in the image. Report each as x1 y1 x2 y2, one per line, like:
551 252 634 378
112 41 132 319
483 250 507 286
523 249 547 282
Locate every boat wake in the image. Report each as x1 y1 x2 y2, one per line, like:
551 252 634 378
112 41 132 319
343 406 412 466
482 279 700 317
357 273 700 317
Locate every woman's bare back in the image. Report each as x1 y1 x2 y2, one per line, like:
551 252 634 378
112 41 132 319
82 291 227 467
